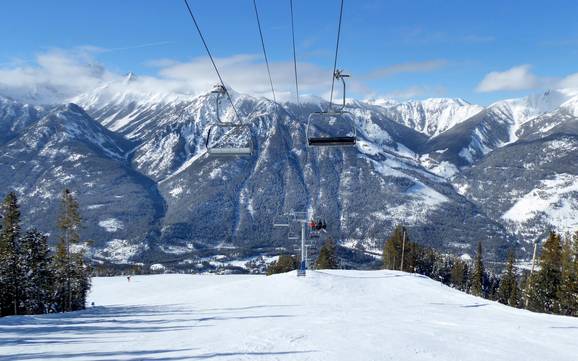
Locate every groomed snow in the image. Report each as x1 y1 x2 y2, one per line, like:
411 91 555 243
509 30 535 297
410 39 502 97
2 270 577 360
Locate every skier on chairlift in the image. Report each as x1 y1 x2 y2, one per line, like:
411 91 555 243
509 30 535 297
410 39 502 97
309 219 327 232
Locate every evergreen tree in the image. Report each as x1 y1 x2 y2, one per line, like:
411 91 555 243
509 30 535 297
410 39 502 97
69 250 91 311
431 254 453 285
54 189 87 312
0 200 5 317
0 207 3 316
414 247 438 278
267 255 298 275
51 241 69 312
557 234 577 315
528 231 563 313
510 277 520 308
470 241 485 297
0 192 24 316
315 238 338 269
520 270 531 309
487 273 501 301
498 250 519 307
20 229 52 315
451 258 468 291
383 225 405 270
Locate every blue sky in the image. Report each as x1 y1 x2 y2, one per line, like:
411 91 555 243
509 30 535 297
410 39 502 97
1 0 578 105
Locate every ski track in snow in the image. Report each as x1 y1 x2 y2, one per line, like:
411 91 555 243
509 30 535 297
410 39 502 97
1 270 578 361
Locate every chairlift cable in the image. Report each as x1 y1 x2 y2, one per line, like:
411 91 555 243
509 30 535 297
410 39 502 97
328 0 345 110
289 0 300 106
182 0 241 122
252 0 276 103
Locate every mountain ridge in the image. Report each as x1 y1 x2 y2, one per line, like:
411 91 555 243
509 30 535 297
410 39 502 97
1 85 578 266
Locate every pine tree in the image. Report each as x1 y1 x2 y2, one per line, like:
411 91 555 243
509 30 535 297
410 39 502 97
528 231 563 313
557 234 577 315
487 273 501 301
470 241 485 297
69 250 91 311
0 207 3 316
267 255 298 275
0 192 24 316
54 189 85 312
383 225 404 270
451 258 468 291
498 250 519 307
431 254 453 285
414 247 438 278
510 277 520 308
316 238 338 269
51 241 69 312
20 229 52 315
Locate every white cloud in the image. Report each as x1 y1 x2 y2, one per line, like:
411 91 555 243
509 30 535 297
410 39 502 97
476 65 578 93
476 65 540 92
558 72 578 88
0 49 368 103
0 49 450 104
0 49 118 103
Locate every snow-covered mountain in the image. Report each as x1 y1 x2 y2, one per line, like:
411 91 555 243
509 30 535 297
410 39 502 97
368 97 484 137
454 133 578 243
0 103 164 250
423 89 578 166
1 82 578 265
72 86 507 259
0 95 52 145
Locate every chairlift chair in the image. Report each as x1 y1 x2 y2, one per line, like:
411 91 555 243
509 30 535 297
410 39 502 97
205 123 253 156
288 220 301 240
273 215 291 228
306 70 357 147
205 84 254 156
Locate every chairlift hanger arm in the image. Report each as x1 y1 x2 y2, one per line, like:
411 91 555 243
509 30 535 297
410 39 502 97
182 0 240 121
333 69 349 112
211 84 240 126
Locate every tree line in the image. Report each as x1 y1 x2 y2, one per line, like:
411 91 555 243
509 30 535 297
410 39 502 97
268 225 578 317
0 190 91 317
383 225 578 316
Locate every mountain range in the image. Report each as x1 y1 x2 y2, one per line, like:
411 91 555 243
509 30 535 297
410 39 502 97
2 76 577 268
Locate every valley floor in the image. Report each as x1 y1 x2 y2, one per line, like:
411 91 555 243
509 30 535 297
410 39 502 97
1 270 578 361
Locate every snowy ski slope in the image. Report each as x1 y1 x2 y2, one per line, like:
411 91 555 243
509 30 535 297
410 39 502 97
1 270 578 360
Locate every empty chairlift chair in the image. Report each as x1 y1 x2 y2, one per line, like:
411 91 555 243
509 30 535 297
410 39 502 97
205 85 254 156
306 70 357 147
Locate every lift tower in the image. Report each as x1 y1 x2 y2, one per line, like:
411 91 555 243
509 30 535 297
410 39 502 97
273 211 309 276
